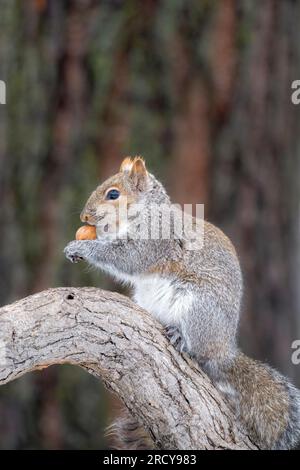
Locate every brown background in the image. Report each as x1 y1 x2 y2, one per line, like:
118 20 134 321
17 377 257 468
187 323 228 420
0 0 299 449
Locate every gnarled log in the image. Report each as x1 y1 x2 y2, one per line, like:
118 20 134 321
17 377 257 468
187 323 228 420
0 287 257 449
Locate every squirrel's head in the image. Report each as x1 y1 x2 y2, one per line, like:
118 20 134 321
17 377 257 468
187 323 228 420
80 156 169 237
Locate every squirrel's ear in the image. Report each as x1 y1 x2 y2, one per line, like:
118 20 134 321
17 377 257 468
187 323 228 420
120 156 148 191
130 157 147 178
120 157 134 173
131 157 148 191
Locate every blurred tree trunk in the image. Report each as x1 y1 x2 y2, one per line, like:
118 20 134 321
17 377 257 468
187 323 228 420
168 0 300 383
0 0 107 449
0 0 300 449
211 0 300 381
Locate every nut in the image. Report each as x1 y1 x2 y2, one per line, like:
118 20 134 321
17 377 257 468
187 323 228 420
75 225 97 240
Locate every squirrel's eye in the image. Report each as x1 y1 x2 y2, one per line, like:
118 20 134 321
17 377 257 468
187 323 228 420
106 188 120 200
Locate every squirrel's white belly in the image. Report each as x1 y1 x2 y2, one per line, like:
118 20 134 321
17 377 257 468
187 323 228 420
100 265 194 326
133 275 194 326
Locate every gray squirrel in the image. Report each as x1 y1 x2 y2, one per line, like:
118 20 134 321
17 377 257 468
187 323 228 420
64 156 300 449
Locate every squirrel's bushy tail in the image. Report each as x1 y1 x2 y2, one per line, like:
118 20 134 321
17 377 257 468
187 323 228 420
106 355 300 450
106 408 154 450
212 352 300 449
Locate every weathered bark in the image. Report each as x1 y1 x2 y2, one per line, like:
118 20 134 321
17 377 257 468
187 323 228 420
0 287 257 450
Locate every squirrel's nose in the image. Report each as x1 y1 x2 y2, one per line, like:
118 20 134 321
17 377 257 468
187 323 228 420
80 212 92 223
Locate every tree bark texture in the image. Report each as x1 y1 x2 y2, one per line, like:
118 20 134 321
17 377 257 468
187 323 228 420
0 287 257 450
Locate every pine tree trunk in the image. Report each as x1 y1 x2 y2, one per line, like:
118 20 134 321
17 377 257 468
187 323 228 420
0 0 299 448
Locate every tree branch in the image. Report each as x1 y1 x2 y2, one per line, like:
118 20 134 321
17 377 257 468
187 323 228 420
0 287 257 449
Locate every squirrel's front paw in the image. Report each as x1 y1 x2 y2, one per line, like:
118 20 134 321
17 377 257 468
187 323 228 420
64 241 85 263
165 325 187 353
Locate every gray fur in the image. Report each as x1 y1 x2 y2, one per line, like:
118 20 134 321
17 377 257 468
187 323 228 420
64 159 300 449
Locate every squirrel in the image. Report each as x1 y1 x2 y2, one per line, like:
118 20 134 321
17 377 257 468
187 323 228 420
64 156 300 450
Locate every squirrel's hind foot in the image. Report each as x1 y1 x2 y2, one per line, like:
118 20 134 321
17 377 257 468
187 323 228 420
165 325 187 353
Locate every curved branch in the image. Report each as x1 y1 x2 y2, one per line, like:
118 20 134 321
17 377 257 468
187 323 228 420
0 287 256 449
